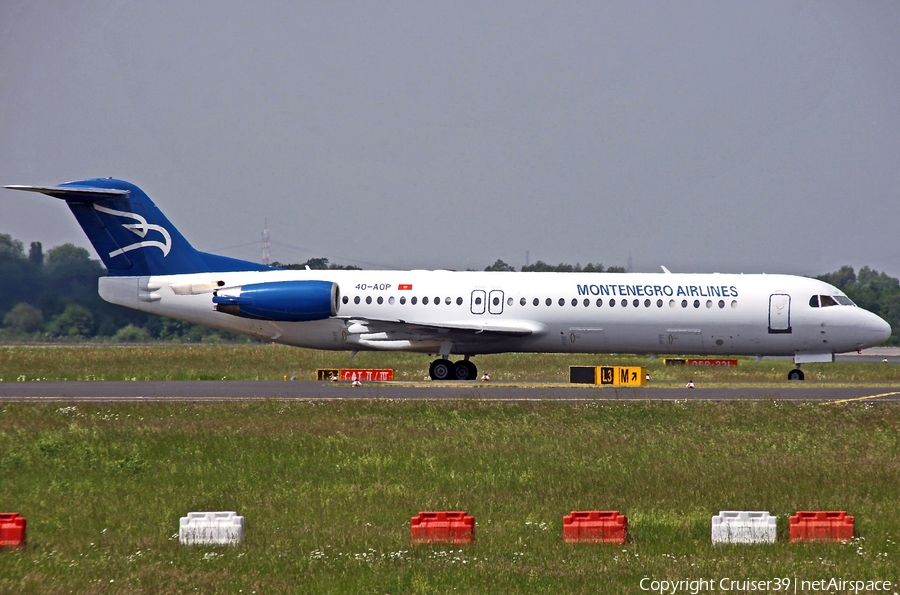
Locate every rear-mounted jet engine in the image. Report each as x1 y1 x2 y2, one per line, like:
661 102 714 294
213 280 339 321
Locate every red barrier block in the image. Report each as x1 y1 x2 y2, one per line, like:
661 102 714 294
789 511 854 542
563 511 628 543
410 511 474 544
0 513 26 548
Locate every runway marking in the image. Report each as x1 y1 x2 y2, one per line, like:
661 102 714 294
824 391 900 405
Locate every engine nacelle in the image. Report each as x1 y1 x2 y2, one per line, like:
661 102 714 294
212 280 339 321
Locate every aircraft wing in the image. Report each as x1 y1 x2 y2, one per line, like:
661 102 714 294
335 316 545 350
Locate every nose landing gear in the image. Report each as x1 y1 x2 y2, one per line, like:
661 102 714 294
787 368 805 381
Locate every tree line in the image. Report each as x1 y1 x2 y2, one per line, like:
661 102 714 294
1 233 897 344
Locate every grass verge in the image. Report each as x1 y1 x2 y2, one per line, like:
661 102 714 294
2 344 899 383
1 399 898 593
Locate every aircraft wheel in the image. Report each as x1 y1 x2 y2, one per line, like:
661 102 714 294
429 358 454 381
453 360 478 380
787 368 805 381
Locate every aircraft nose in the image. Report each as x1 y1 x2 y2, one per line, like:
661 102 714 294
872 314 893 344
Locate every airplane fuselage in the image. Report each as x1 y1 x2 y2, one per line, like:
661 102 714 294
99 269 890 359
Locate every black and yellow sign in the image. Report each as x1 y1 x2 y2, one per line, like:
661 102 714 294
599 366 646 386
569 366 647 386
316 369 340 381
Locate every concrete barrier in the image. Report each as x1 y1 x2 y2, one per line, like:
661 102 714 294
711 511 776 544
179 511 244 546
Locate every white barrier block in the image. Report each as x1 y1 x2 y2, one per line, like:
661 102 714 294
711 511 776 544
179 511 244 546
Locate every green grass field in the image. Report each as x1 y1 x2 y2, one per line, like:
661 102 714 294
2 343 900 383
1 346 899 593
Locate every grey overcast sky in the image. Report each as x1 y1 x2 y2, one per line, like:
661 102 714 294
2 1 900 276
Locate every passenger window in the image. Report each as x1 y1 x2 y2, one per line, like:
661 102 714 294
533 298 539 306
584 299 590 307
457 297 463 305
693 300 700 308
377 296 383 305
474 297 482 305
718 300 725 309
366 296 372 305
546 298 552 306
493 297 501 306
681 300 688 308
621 299 627 307
354 296 360 305
657 299 663 308
389 296 395 305
434 297 440 305
571 298 578 307
644 299 651 307
423 297 429 305
558 298 565 307
400 296 406 305
411 297 418 305
809 295 819 308
520 297 526 306
609 299 616 307
596 299 603 307
342 296 349 305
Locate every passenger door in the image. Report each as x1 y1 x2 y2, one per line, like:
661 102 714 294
768 294 792 334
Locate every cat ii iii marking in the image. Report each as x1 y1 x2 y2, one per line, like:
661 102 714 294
6 179 892 381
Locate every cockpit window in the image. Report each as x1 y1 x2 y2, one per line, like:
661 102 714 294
819 295 838 307
835 295 855 306
809 295 819 308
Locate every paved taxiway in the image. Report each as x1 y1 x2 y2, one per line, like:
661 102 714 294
1 381 900 403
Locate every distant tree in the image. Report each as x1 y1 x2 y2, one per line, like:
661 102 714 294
270 257 361 271
48 303 95 338
3 302 44 333
521 261 575 272
113 324 151 343
581 263 606 272
817 265 856 290
28 241 43 267
485 259 516 272
605 266 627 273
0 233 34 315
304 257 331 270
0 234 25 258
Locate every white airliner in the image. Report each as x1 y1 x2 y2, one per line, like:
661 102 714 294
6 179 892 381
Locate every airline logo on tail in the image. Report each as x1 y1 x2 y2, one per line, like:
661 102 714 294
94 204 172 258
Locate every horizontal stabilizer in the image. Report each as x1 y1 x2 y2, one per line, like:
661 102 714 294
5 184 129 201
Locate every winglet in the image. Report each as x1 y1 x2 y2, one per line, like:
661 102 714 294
661 265 672 274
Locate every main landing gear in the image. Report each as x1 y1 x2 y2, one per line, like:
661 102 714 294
429 358 478 381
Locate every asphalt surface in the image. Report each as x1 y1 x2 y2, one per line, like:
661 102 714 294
1 380 899 403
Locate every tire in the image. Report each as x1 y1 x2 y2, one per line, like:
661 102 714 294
429 358 454 381
787 369 805 381
453 360 478 380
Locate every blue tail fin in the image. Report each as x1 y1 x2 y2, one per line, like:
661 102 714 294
6 178 270 276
